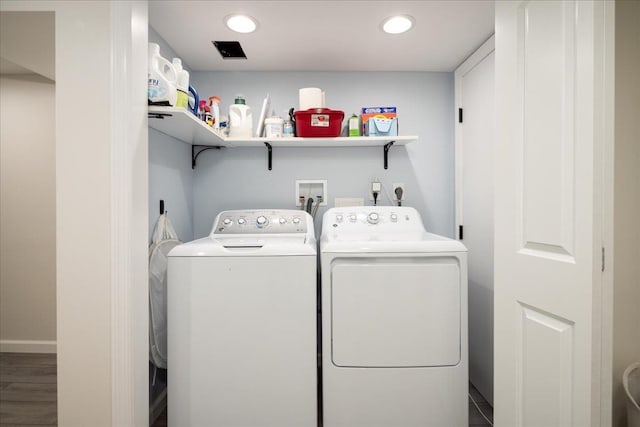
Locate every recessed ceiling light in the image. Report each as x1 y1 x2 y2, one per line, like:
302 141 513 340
224 14 258 34
381 15 414 34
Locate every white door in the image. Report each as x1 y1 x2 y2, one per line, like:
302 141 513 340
494 1 610 426
455 37 495 405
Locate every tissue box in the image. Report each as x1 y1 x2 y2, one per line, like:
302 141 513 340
364 117 398 137
361 107 397 134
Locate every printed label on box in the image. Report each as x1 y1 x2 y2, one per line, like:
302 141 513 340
361 106 397 133
311 114 330 127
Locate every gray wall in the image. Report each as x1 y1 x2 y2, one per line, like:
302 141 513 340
148 26 194 242
190 71 454 238
0 75 56 350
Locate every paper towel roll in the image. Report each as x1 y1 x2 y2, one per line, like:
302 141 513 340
299 87 324 110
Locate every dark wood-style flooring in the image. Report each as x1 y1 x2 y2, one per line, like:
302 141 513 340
0 352 57 426
1 352 493 426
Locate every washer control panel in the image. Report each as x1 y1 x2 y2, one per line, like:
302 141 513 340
213 210 308 234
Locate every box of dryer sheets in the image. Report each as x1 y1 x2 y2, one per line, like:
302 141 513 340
365 117 398 137
361 106 397 134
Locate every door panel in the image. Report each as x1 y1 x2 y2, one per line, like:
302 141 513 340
495 1 606 426
520 0 576 260
519 303 574 427
331 258 461 367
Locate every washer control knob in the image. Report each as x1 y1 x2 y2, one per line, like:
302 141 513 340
256 216 269 228
222 218 232 226
237 218 246 225
279 217 286 224
390 213 398 222
336 214 343 222
367 212 380 224
292 217 301 225
349 214 357 223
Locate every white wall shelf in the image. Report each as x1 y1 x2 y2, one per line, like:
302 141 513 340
148 106 417 169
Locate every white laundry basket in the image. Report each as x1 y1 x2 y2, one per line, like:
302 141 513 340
624 362 640 427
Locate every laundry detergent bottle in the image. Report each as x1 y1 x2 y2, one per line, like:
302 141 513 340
148 43 177 106
228 95 252 138
172 57 190 109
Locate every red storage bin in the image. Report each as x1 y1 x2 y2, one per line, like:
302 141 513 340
294 108 344 137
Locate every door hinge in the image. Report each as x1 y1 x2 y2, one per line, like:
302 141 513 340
458 108 463 123
601 247 605 272
459 225 464 240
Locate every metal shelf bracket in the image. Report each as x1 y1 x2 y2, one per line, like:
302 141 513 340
383 141 396 169
192 145 222 169
265 142 273 170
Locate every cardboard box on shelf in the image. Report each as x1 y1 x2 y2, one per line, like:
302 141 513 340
361 106 397 134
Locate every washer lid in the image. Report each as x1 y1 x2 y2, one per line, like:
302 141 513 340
168 235 316 257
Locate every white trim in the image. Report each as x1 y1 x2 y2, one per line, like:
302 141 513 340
110 1 149 426
454 35 495 239
599 0 615 424
0 340 57 353
111 1 134 424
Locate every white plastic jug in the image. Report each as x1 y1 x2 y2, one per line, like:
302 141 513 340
172 57 190 109
148 43 177 106
228 95 252 138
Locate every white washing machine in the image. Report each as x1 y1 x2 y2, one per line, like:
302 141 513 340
320 207 468 427
167 209 317 427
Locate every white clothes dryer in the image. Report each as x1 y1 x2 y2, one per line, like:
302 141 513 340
320 207 468 427
168 209 317 427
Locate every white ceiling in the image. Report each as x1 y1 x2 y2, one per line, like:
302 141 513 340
149 0 494 72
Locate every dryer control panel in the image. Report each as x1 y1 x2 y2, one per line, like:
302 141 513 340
324 206 424 232
212 209 308 235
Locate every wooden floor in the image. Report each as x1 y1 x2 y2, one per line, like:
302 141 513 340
0 352 57 426
1 352 493 426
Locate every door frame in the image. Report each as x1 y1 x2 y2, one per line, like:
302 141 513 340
453 35 496 406
0 1 149 425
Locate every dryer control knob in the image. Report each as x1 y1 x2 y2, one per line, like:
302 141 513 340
390 213 398 222
256 216 269 228
279 217 286 224
292 217 301 224
336 214 344 222
223 218 233 226
349 214 357 222
237 218 246 225
367 212 380 224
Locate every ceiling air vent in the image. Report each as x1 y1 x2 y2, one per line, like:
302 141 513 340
212 41 247 59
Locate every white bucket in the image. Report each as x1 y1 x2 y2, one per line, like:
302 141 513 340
624 362 640 427
264 116 284 138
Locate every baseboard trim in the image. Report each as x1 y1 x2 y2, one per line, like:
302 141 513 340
0 340 57 353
